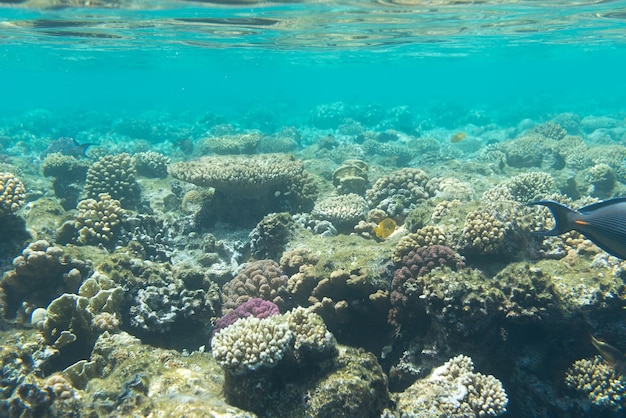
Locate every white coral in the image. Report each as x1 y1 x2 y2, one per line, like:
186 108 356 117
211 315 293 374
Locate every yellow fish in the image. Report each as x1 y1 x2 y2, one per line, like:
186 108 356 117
450 132 466 143
373 218 397 239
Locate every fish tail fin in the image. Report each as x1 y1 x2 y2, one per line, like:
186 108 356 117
527 200 578 236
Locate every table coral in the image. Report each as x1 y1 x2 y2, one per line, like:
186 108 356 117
85 153 140 207
0 171 26 217
199 132 261 155
168 154 304 199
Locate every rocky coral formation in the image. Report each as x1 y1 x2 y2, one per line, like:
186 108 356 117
389 245 465 329
38 272 124 351
0 240 92 318
0 171 26 217
41 153 90 209
85 153 140 207
394 354 508 417
132 151 170 178
222 259 289 314
249 212 295 260
312 193 369 231
96 252 220 336
565 355 626 410
285 306 337 360
74 193 126 246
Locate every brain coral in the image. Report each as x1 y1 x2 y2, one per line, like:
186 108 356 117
222 260 289 314
85 153 140 206
311 193 369 231
168 154 304 199
0 172 26 217
74 193 126 246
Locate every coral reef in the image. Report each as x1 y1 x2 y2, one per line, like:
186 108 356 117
312 193 369 231
132 151 170 178
221 259 289 313
0 171 26 217
85 153 140 207
74 193 126 246
394 354 508 417
96 252 221 336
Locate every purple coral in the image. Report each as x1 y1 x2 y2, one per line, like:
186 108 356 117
389 245 464 328
214 298 280 334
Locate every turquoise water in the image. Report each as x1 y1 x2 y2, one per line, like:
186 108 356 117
2 1 626 118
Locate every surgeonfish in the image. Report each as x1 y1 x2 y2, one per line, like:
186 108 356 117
528 197 626 259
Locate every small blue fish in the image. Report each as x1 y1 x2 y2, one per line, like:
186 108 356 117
528 197 626 259
42 137 96 158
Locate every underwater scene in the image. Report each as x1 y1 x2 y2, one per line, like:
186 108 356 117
2 0 626 417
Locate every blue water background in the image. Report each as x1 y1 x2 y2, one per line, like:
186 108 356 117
1 2 625 123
